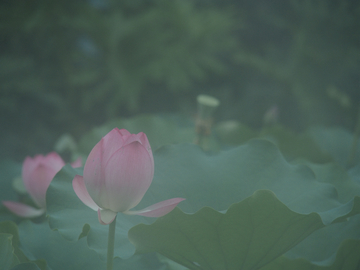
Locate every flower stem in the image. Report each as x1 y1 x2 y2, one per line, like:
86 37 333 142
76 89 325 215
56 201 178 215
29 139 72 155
107 215 117 270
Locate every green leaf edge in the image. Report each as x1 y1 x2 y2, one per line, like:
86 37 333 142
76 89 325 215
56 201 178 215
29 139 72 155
0 221 47 270
128 189 360 270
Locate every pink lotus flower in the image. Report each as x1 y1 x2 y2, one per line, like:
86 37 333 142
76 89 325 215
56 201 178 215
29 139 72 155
3 152 82 218
72 128 185 225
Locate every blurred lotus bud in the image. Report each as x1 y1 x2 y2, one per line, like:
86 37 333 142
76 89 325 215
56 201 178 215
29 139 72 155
3 152 81 218
263 105 279 126
54 133 79 163
54 134 77 153
327 85 351 108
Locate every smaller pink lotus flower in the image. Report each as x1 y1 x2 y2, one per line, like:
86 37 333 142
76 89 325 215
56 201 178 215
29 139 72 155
72 128 185 225
3 152 81 218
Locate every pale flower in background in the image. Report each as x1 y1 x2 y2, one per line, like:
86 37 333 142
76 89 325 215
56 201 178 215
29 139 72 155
3 152 81 218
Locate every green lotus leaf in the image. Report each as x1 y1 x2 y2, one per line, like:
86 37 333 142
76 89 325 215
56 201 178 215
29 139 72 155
0 233 19 269
128 190 325 270
262 239 360 270
283 214 360 264
17 220 159 270
46 139 360 262
10 263 41 270
308 126 360 167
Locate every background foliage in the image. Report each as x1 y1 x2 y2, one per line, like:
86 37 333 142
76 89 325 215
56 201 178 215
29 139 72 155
1 0 360 269
1 0 360 161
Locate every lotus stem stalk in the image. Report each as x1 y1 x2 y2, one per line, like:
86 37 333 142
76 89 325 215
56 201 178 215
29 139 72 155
195 95 220 150
107 215 117 270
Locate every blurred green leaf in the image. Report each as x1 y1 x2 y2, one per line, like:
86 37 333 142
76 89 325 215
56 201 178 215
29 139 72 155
0 221 46 270
0 221 28 264
309 126 360 167
260 125 333 163
143 140 360 222
0 233 19 269
17 219 166 270
262 239 360 270
78 114 195 154
10 263 41 270
284 214 360 265
129 190 324 270
306 163 360 203
215 122 333 163
18 220 105 270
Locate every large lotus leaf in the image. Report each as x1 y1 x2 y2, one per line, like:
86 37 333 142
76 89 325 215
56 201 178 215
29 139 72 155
261 239 360 270
0 221 47 270
47 139 360 261
259 125 333 163
10 263 41 270
348 164 360 185
17 220 103 270
214 122 332 163
283 214 360 264
17 220 162 270
0 233 19 269
139 140 360 223
305 162 360 203
216 124 360 166
308 126 360 167
128 190 325 270
78 114 195 154
0 222 20 250
112 253 168 270
157 254 189 270
0 221 32 265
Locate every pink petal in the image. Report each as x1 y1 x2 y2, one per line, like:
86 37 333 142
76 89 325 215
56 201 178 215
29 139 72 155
24 164 57 209
124 198 185 217
136 132 152 151
82 138 104 207
101 128 127 165
122 132 144 145
82 129 126 207
22 152 65 209
118 129 132 141
98 209 117 225
103 141 154 212
72 175 99 211
43 152 66 171
71 157 82 168
22 156 40 182
123 132 154 168
2 201 45 218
